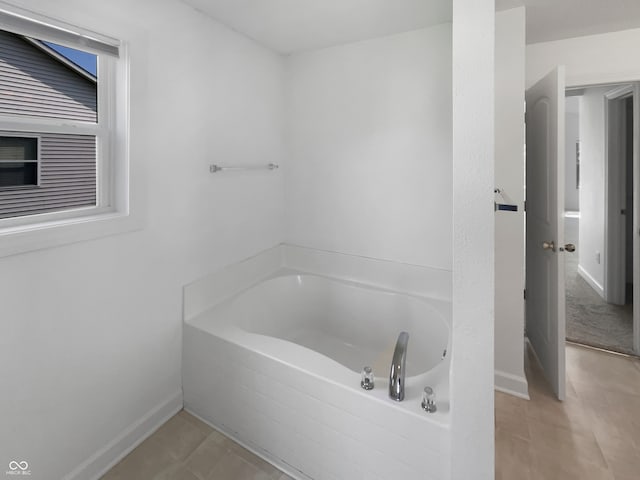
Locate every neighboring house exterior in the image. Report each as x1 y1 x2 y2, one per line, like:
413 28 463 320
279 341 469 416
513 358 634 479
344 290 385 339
0 30 97 219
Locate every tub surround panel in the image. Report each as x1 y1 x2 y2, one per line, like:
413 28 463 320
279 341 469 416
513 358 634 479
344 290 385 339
184 244 454 322
283 244 453 301
183 245 284 320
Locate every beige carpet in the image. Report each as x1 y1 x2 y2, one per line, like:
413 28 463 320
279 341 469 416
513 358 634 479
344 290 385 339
564 215 634 355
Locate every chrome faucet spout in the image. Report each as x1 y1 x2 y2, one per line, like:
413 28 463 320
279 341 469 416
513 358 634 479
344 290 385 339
389 331 409 401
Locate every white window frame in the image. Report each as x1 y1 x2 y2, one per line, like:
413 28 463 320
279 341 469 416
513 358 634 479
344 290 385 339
0 2 138 257
0 133 40 189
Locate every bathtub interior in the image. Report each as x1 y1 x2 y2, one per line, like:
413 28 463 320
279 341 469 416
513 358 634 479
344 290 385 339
221 273 450 379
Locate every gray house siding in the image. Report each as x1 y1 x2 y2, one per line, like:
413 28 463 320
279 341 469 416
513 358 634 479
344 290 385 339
0 30 97 122
0 30 97 219
0 133 96 219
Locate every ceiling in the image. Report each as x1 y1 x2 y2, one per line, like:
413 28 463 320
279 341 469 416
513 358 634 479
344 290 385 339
496 0 640 44
182 0 640 54
180 0 451 54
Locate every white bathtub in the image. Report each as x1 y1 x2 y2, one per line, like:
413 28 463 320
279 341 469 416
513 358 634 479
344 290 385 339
183 270 452 480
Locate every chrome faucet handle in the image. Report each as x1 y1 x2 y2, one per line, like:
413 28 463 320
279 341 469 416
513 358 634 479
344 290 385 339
421 387 437 413
361 366 374 390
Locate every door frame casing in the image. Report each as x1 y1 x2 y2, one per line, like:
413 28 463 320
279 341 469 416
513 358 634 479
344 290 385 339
634 85 640 354
604 84 633 306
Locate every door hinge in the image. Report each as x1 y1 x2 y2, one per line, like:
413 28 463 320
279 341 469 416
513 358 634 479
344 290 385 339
524 201 527 212
524 289 527 300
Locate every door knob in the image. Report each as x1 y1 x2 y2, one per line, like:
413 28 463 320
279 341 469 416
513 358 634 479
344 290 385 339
542 241 555 251
560 244 576 253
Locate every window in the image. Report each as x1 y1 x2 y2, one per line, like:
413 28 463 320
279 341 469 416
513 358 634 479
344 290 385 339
0 136 39 189
0 5 135 257
0 26 103 221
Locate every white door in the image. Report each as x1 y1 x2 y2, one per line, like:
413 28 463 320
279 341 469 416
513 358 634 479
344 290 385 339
525 67 567 400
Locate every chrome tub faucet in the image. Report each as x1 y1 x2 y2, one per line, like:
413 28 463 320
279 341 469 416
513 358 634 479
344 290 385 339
389 331 409 401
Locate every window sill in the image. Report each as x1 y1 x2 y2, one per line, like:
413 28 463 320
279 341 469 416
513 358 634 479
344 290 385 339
0 207 143 258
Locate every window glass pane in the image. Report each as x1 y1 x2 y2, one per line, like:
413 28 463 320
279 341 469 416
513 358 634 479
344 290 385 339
0 29 97 123
0 162 37 187
0 136 37 160
44 42 97 77
0 132 96 219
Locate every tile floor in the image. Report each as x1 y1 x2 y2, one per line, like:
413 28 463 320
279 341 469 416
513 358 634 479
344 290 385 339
496 343 640 480
103 343 640 480
101 411 293 480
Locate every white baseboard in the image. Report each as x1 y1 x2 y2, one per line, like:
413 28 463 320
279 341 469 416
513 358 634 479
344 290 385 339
577 265 604 298
494 370 530 400
63 390 183 480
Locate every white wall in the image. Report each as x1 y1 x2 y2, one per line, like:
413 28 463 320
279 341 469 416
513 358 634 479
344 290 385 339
0 1 286 479
451 0 495 477
284 15 497 479
625 97 634 286
0 2 499 479
565 97 580 211
285 25 452 269
494 7 528 399
578 87 609 293
527 27 640 88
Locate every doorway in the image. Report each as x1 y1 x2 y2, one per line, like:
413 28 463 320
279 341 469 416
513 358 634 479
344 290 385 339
562 84 637 356
524 70 640 402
